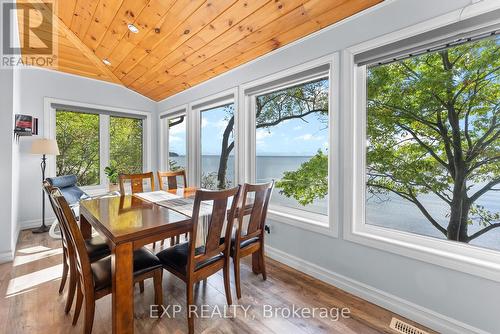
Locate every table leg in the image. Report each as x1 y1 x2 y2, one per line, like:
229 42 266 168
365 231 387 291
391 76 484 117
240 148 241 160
80 214 92 239
112 242 134 334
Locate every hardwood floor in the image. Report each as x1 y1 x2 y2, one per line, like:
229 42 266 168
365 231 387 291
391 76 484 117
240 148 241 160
0 231 434 334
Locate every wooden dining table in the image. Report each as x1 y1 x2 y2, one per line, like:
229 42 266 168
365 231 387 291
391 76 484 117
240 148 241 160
79 187 261 334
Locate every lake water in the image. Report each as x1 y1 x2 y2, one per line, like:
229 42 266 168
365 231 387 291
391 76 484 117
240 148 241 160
171 155 500 251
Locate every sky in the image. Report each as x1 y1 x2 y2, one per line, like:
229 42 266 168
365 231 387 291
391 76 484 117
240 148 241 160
168 105 329 157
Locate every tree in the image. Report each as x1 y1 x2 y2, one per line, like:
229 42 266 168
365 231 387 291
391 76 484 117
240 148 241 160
109 116 143 174
214 79 329 189
56 111 100 185
282 37 500 243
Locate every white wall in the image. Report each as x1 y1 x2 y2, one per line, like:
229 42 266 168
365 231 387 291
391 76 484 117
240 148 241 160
0 66 15 262
16 68 156 227
0 0 20 262
156 0 499 333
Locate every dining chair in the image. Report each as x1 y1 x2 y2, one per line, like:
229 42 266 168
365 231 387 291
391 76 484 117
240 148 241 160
118 172 155 195
157 170 187 190
157 170 188 246
231 181 274 299
118 172 157 250
43 181 110 315
156 186 241 334
52 191 163 334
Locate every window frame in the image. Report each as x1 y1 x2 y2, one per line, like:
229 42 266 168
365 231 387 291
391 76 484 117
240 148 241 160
44 97 151 193
343 26 500 282
158 105 188 173
189 88 239 188
240 54 340 237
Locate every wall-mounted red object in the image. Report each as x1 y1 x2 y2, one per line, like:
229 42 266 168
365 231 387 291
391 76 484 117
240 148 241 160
14 114 38 140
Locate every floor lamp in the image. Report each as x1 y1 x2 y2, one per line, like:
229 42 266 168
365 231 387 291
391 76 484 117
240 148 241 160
31 138 60 233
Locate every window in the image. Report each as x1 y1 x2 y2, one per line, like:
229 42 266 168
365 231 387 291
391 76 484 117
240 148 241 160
364 35 500 252
167 114 187 171
200 103 235 190
254 78 329 215
54 108 145 187
56 110 100 185
110 116 143 174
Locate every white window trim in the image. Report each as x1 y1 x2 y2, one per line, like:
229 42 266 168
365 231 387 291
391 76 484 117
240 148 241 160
342 4 500 282
158 104 188 173
189 88 239 188
44 97 152 191
240 54 340 238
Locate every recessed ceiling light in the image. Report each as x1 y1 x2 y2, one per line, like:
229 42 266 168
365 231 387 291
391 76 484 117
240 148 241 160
102 59 111 66
127 24 139 34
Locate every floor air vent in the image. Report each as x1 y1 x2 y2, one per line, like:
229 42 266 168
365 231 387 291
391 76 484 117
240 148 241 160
389 318 430 334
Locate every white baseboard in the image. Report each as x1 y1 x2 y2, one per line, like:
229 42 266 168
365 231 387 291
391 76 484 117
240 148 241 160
0 250 13 264
265 246 489 334
19 217 57 231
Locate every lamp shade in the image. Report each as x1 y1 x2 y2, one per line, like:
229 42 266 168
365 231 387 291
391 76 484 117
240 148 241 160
31 138 60 155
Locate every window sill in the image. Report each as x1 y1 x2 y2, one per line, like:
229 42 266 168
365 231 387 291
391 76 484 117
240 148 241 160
345 223 500 282
267 205 337 237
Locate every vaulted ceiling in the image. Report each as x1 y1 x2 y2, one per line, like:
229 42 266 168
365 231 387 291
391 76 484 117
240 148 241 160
17 0 381 101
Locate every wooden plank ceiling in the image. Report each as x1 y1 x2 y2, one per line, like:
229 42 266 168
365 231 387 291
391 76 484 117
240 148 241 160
18 0 381 101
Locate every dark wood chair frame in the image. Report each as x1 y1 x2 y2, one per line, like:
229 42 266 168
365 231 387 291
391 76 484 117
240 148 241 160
157 170 188 246
232 182 274 299
118 172 155 196
157 170 187 191
52 191 163 334
160 186 241 334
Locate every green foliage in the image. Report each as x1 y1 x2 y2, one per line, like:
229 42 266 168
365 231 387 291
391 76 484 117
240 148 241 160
276 150 328 205
168 159 182 171
254 78 329 206
256 79 329 128
264 37 500 242
56 112 144 186
104 165 118 184
366 36 500 241
110 116 143 175
56 111 100 186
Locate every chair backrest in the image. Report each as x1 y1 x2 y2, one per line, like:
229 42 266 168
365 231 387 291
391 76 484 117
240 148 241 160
119 172 155 195
43 181 69 248
235 181 274 243
157 170 187 190
52 192 94 295
46 175 89 205
187 186 240 273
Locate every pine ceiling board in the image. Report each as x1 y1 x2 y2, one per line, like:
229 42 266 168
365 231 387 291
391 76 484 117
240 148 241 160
81 0 125 52
105 0 176 72
69 0 100 38
164 0 371 97
93 0 150 60
123 0 270 87
130 0 302 92
147 0 377 100
19 0 381 100
140 0 316 95
114 0 212 83
55 0 77 27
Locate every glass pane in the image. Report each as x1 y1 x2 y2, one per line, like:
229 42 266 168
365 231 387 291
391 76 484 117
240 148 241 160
255 78 329 215
56 110 100 186
200 103 235 190
110 116 143 175
167 115 186 171
365 36 500 251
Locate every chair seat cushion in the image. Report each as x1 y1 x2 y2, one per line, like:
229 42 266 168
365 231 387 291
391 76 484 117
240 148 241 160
85 236 111 262
91 247 162 291
156 242 223 276
220 234 260 256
